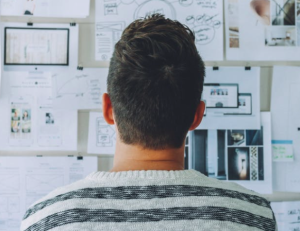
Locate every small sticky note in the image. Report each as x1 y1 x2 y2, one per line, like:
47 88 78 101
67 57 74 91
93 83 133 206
272 140 294 162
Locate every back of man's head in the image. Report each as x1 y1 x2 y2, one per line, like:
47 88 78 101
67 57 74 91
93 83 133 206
108 14 205 150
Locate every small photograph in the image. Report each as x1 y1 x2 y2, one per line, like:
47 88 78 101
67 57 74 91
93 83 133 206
210 89 228 95
250 0 271 25
265 26 296 46
45 113 55 124
230 37 239 48
23 0 36 15
22 120 31 133
11 121 20 133
246 127 264 145
228 147 250 181
227 130 245 146
228 0 240 42
239 98 246 106
22 109 31 121
11 108 21 121
271 0 295 25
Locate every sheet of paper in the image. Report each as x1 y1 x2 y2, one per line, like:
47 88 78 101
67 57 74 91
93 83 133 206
88 112 116 155
95 0 223 61
0 156 97 231
271 201 300 231
272 140 294 162
198 67 261 130
225 0 300 61
1 23 79 72
272 66 300 192
52 68 108 110
0 0 90 18
0 71 78 151
192 112 272 194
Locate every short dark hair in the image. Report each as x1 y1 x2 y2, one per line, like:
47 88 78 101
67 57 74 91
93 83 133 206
107 14 205 149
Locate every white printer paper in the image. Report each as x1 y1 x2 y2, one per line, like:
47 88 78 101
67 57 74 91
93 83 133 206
95 0 223 61
52 68 108 110
1 0 90 18
0 71 78 151
272 66 300 192
225 0 300 61
198 67 261 130
0 156 97 231
271 201 300 231
194 112 272 194
88 112 116 155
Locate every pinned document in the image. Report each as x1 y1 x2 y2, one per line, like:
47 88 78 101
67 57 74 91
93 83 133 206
272 140 294 162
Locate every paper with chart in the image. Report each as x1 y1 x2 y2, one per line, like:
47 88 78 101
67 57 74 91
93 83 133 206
0 71 78 151
271 66 300 192
198 67 260 130
2 23 79 72
194 112 272 194
52 68 108 110
5 27 69 65
95 0 223 61
88 112 116 155
0 0 90 18
0 156 97 231
271 201 300 231
225 0 300 60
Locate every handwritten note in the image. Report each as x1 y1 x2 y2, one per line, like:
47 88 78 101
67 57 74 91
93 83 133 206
272 140 294 162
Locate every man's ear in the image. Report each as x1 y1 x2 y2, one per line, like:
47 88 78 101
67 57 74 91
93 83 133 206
102 93 115 125
189 101 205 131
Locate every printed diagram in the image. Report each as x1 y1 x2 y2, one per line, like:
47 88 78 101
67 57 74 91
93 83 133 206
26 174 64 192
53 74 89 98
0 174 20 192
53 73 103 106
96 22 126 61
96 0 222 60
96 117 116 147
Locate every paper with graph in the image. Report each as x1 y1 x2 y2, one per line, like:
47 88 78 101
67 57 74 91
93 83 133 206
88 112 116 155
0 156 97 231
225 0 300 60
95 0 223 61
52 68 108 110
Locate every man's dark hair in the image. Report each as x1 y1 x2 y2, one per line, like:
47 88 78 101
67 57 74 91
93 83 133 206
107 14 205 149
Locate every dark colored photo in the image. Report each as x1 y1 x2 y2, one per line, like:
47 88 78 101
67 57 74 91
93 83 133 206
228 147 250 180
227 130 245 146
246 127 263 145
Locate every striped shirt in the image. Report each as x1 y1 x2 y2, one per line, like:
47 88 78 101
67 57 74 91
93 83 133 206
21 170 277 231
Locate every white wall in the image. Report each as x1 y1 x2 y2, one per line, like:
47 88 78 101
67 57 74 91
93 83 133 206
1 0 300 201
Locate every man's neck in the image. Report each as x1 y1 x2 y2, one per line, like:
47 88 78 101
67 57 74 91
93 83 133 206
110 139 185 172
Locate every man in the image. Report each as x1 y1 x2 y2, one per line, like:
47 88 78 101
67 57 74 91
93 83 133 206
21 14 276 231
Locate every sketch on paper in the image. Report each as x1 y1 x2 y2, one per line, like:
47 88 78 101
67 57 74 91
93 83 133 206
96 117 115 147
96 0 223 61
52 68 108 110
0 156 98 231
88 112 117 154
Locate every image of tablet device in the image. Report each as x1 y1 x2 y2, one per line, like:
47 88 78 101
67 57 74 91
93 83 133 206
202 84 239 108
224 93 252 115
4 27 69 65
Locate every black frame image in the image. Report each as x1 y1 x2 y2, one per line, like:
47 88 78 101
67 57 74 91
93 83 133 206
246 127 263 145
227 130 245 146
272 0 296 26
224 93 252 115
4 27 70 66
203 83 239 109
228 147 250 180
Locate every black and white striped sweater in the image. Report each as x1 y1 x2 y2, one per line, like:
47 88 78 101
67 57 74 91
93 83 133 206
21 170 277 231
